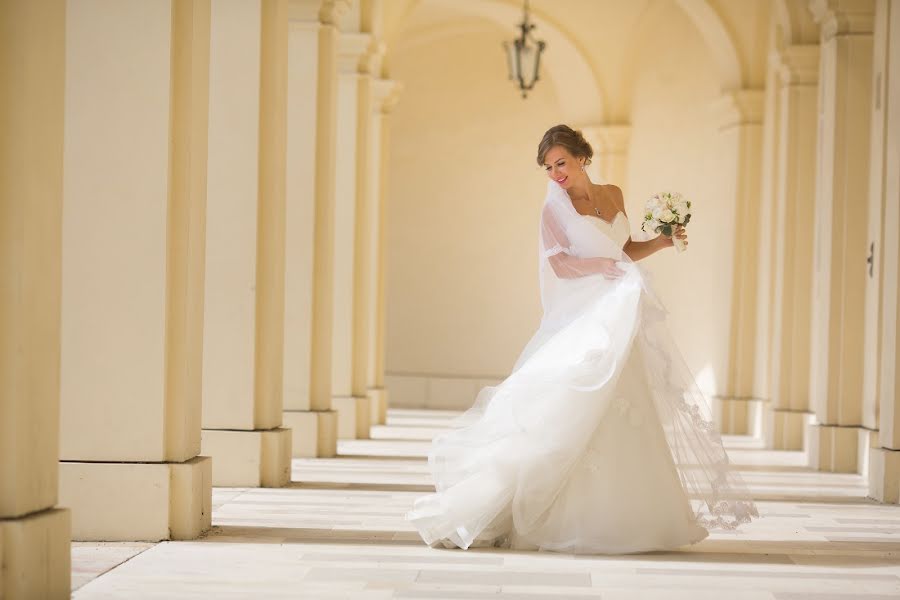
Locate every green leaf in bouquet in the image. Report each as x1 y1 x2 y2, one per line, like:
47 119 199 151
683 214 692 225
662 224 672 236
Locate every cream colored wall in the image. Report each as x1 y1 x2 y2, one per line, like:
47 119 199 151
61 0 182 460
283 20 318 411
623 1 736 399
385 23 559 407
204 0 262 428
386 3 737 407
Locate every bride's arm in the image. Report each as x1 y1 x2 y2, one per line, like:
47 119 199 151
548 253 624 279
623 236 666 261
608 186 686 261
623 226 686 261
542 203 625 279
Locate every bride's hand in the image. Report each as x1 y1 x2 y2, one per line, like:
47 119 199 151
597 257 626 279
659 225 688 249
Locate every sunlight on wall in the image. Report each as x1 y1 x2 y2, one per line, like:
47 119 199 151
623 1 735 400
386 23 561 381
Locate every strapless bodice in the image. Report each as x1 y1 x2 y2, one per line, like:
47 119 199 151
567 212 630 258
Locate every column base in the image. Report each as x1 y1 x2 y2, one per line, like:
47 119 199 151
333 395 371 440
806 423 869 473
367 387 388 425
869 447 900 503
0 507 70 599
712 397 763 435
765 408 812 450
282 409 337 458
860 429 880 476
201 427 292 487
59 455 212 541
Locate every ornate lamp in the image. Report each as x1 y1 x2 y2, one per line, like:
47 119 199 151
503 0 546 98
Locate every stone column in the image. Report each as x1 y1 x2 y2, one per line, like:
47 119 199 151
861 0 889 465
869 0 900 503
59 0 212 541
0 0 71 596
712 89 765 435
331 30 375 439
282 0 349 457
200 0 292 488
807 0 875 473
766 43 820 450
367 78 402 425
357 0 386 428
754 49 785 446
579 124 631 193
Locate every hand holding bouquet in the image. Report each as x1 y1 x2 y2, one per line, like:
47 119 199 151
641 192 691 253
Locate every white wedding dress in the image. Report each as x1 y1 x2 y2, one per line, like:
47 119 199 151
406 180 757 554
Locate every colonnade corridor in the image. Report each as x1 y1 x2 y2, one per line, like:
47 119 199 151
68 408 900 599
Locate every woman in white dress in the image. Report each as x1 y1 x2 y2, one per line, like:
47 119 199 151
406 124 758 554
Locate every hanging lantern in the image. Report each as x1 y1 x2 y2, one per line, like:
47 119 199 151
503 0 546 99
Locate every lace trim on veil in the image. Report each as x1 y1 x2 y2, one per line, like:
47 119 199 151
638 297 759 530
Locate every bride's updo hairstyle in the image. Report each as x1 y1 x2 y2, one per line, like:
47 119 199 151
536 124 594 167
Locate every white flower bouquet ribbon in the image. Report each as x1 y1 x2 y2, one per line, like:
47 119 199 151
641 192 692 253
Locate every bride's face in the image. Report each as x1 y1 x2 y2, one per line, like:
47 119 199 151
542 146 583 189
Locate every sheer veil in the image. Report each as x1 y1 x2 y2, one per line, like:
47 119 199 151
406 179 758 550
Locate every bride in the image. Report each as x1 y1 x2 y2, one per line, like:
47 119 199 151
406 124 758 554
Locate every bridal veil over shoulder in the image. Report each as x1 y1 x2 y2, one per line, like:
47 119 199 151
406 180 758 554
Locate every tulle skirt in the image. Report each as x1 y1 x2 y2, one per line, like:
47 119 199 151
405 263 756 553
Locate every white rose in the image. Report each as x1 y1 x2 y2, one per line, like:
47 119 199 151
643 219 660 232
659 209 675 223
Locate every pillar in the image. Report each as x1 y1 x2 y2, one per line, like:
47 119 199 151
754 48 785 445
282 0 349 457
331 29 374 439
807 0 875 473
367 78 402 425
712 89 765 435
200 0 292 488
868 0 900 503
59 0 212 541
766 43 820 450
578 124 631 193
0 0 71 596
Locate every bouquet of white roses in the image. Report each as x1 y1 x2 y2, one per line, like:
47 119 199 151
641 191 691 253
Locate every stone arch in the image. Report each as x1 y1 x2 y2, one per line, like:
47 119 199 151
672 0 743 89
617 0 742 115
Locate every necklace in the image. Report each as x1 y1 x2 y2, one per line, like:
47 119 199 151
575 190 603 217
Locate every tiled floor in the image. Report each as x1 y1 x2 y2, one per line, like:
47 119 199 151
71 409 900 599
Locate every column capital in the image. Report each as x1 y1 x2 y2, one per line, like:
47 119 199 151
363 39 387 76
714 88 765 129
809 0 874 40
372 79 402 114
576 123 631 154
777 44 820 86
288 0 350 26
338 32 372 74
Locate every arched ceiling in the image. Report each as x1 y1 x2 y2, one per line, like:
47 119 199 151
383 0 769 123
389 0 607 125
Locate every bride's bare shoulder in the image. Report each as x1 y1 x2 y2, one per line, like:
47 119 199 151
598 183 626 211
